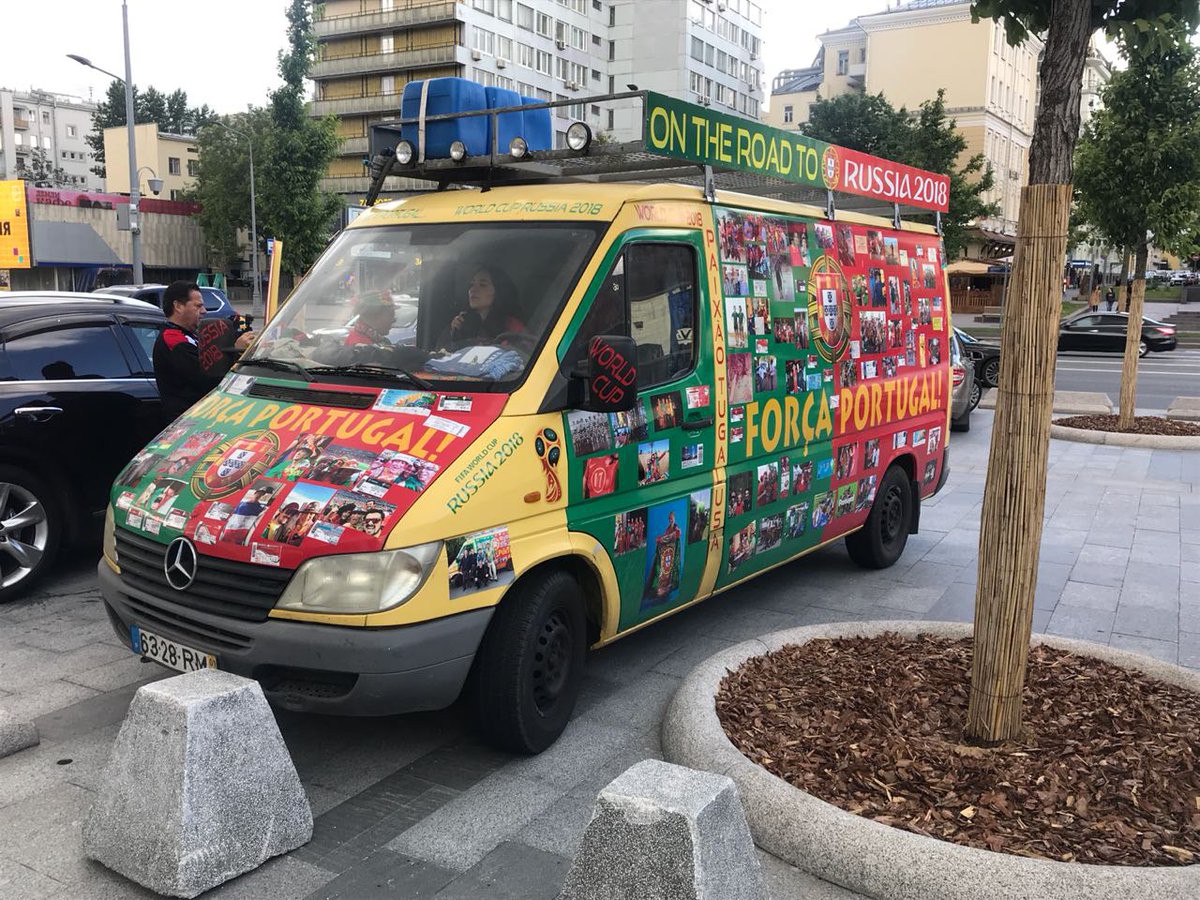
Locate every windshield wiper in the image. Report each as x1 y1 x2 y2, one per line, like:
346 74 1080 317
238 357 313 381
308 363 435 391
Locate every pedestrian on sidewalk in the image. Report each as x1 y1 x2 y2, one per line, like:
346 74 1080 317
153 281 255 421
1105 286 1116 311
1089 283 1101 313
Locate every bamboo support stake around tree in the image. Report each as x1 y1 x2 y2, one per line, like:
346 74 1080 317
966 182 1072 743
1118 243 1149 429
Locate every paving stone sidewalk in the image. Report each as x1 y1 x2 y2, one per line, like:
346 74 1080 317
2 409 1198 900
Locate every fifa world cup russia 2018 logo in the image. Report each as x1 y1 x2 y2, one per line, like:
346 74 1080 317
535 427 562 503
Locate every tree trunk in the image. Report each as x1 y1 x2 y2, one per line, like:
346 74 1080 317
966 0 1093 745
1118 249 1131 311
1117 243 1149 429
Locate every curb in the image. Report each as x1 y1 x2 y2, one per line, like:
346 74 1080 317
661 620 1200 900
0 709 39 759
1050 422 1200 450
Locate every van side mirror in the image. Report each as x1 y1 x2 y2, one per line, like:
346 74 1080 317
571 335 638 413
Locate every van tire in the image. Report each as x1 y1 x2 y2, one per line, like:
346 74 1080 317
845 464 912 570
473 569 586 754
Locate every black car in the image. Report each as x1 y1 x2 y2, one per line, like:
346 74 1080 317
955 327 1001 388
1058 312 1177 357
0 292 169 601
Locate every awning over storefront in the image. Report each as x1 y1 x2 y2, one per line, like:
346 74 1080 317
31 221 121 266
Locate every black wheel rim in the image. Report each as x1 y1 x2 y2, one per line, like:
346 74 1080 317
985 360 999 385
970 381 982 407
532 609 572 714
880 484 905 546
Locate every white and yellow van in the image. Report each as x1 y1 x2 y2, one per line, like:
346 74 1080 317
100 93 954 752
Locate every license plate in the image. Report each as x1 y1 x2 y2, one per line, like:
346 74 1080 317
131 625 217 673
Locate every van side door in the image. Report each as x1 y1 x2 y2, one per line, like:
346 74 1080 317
557 230 717 633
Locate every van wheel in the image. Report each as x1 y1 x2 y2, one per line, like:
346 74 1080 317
951 412 971 433
846 465 912 569
474 569 586 754
0 465 61 604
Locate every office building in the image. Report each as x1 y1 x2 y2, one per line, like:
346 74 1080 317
103 123 199 201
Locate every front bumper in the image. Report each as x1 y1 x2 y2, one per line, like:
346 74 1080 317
98 561 493 716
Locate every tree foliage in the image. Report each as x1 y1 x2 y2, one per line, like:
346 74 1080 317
190 0 341 276
1075 31 1200 261
973 0 1200 53
18 147 70 188
804 90 996 260
86 80 215 178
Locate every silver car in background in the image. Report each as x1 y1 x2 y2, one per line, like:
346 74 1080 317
951 329 979 432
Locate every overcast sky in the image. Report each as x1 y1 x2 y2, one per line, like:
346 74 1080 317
0 1 1102 114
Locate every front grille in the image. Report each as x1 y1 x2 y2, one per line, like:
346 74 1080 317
115 528 293 623
247 382 375 408
121 592 253 652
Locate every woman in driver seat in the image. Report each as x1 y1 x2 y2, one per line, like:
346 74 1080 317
438 266 526 350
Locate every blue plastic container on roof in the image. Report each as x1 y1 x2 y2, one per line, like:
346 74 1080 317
400 78 488 160
484 87 523 154
521 97 553 152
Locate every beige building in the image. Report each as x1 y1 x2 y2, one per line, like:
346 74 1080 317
103 123 198 200
766 0 1053 259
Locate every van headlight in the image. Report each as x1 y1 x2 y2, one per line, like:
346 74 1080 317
274 542 442 614
103 506 118 565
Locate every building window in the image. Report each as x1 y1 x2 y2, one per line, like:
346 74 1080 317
690 36 704 62
516 2 533 29
518 42 536 69
66 124 77 138
497 35 512 60
473 0 495 13
536 49 553 75
380 34 394 53
41 111 50 124
783 105 793 123
536 11 552 37
837 50 849 75
42 136 51 149
859 48 866 63
169 157 181 175
381 74 396 94
188 159 199 177
497 0 512 20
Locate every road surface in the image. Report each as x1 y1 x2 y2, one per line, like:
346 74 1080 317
1051 348 1200 412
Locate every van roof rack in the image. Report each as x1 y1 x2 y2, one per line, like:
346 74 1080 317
366 89 950 231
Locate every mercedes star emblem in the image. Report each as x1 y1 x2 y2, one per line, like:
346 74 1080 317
163 537 198 591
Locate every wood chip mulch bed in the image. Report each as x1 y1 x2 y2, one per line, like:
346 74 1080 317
716 634 1200 867
1055 414 1200 436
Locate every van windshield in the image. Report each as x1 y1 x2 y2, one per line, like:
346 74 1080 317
242 221 606 390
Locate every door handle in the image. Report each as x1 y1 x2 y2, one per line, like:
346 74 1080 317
14 406 63 423
684 417 713 431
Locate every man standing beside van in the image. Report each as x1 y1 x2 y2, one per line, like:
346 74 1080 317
153 281 255 420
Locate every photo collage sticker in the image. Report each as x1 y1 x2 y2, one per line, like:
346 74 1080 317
717 207 838 576
565 356 712 627
115 387 488 568
834 225 948 517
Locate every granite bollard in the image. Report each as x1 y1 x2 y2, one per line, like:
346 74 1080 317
0 708 38 758
559 759 765 900
83 669 312 898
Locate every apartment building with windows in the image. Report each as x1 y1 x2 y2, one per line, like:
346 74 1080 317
103 123 199 201
763 0 1053 258
311 0 764 198
0 88 102 190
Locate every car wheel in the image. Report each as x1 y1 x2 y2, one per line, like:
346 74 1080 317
969 379 983 411
846 464 912 569
983 358 1000 388
1139 339 1149 358
951 411 971 433
474 568 586 754
0 465 61 604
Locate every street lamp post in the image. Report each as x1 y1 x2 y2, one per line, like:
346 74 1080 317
210 122 261 317
68 0 143 284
